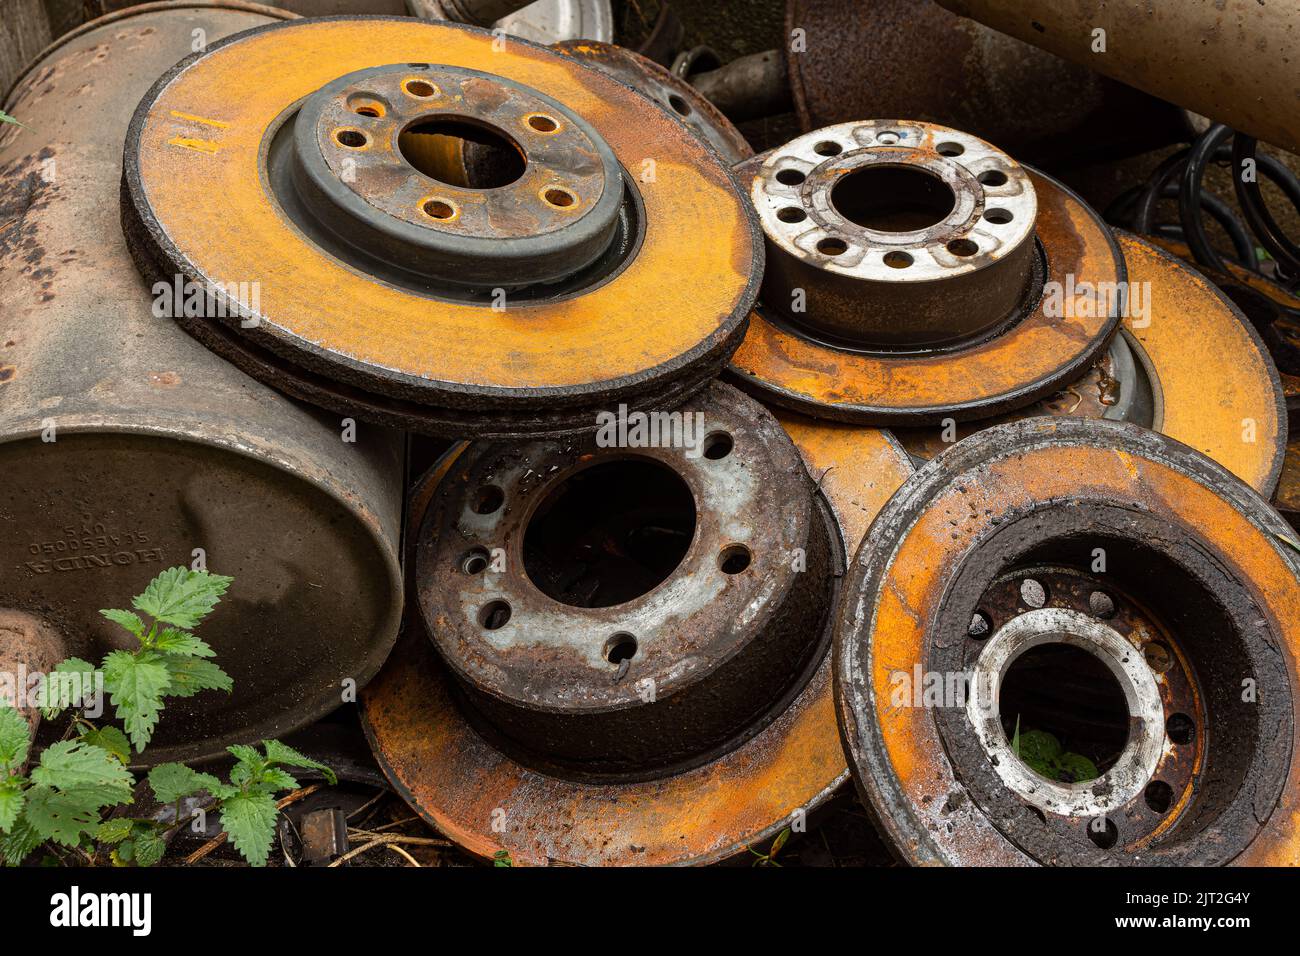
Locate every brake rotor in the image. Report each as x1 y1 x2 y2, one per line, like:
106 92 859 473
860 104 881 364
727 121 1122 425
836 417 1300 865
553 40 753 165
360 382 913 865
893 233 1287 496
122 16 760 437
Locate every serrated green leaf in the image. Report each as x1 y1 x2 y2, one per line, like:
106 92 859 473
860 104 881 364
0 706 30 773
148 763 232 803
262 739 337 786
132 824 167 867
132 567 233 630
1 813 44 865
258 768 300 793
153 627 215 658
220 790 278 867
78 726 131 766
160 657 231 699
0 781 26 832
99 609 145 639
227 744 264 787
95 817 135 845
38 658 99 718
31 741 134 807
23 786 104 845
102 650 171 751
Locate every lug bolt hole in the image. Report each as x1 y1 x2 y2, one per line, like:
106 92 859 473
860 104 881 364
604 633 638 664
1144 780 1173 814
473 485 505 515
719 544 752 574
544 187 577 208
978 169 1008 187
968 610 992 639
813 140 842 157
667 94 691 116
776 168 806 186
1167 713 1195 745
819 238 848 256
527 113 559 132
1144 641 1173 674
703 431 734 460
777 207 808 223
404 79 437 98
984 207 1014 224
947 239 979 257
883 250 913 269
422 199 458 221
937 141 964 156
335 129 368 148
1087 817 1118 850
1019 577 1048 608
460 548 490 574
479 600 511 630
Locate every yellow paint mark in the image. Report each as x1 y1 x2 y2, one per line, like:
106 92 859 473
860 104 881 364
169 110 230 128
167 136 220 155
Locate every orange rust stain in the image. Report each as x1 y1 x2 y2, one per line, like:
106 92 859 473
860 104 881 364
1119 234 1282 495
868 442 1300 864
135 19 755 391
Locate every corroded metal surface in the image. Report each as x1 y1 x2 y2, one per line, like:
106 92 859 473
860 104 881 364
784 0 1180 164
0 3 404 766
415 383 830 779
751 121 1038 349
780 0 1180 164
835 417 1300 865
894 233 1287 497
937 0 1300 155
554 40 753 165
729 152 1122 425
361 399 913 866
123 16 761 437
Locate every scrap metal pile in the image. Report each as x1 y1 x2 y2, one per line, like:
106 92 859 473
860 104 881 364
3 0 1300 866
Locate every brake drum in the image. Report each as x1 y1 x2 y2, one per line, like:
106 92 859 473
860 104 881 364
836 417 1300 865
122 16 761 437
0 2 403 765
728 121 1122 425
361 383 913 865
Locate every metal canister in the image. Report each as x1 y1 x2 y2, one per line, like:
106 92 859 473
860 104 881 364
0 2 404 765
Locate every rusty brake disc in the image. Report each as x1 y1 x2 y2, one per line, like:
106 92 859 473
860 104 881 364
892 233 1287 497
836 416 1300 865
361 382 912 865
727 121 1122 425
553 40 753 167
122 16 761 437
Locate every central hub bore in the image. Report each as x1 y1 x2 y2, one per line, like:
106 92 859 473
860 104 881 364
414 383 836 780
750 120 1039 350
289 63 626 289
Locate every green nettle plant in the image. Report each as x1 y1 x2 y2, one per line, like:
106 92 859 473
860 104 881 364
0 109 20 126
0 567 335 867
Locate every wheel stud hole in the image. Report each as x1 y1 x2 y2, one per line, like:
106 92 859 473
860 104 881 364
527 113 558 132
1167 713 1195 746
604 632 638 664
719 544 752 574
776 168 806 187
1144 780 1173 814
978 169 1008 187
777 206 808 223
883 250 913 269
335 129 368 148
946 239 978 257
479 600 511 630
936 141 964 156
818 238 848 256
544 187 577 208
984 208 1014 224
460 548 490 574
1019 577 1047 608
703 431 734 460
968 610 992 639
813 140 842 157
1087 817 1118 850
473 485 505 515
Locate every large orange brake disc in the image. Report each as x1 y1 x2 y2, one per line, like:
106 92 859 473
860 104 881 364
122 17 760 436
836 417 1300 865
